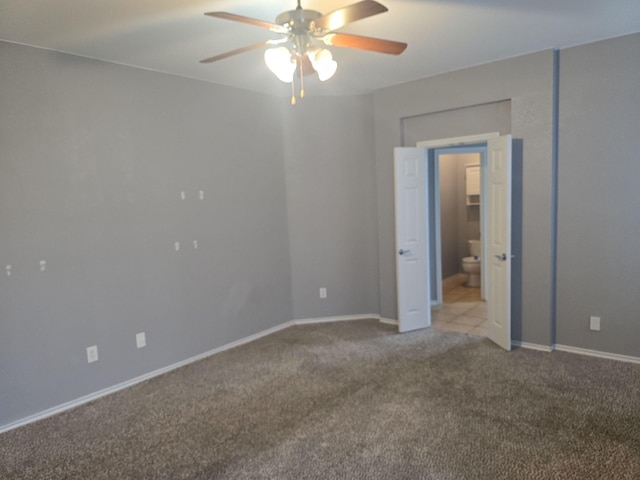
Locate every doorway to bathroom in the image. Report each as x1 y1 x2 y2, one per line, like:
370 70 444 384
431 147 487 337
394 133 513 350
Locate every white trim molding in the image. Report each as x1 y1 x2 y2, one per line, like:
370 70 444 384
379 317 398 326
513 341 640 363
15 314 638 435
0 320 296 434
293 314 380 325
511 341 554 353
0 314 381 434
417 132 500 149
555 344 640 364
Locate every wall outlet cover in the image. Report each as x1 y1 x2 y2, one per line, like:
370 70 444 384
136 332 146 349
86 345 98 363
589 316 601 331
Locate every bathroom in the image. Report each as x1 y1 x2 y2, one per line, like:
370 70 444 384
431 151 487 336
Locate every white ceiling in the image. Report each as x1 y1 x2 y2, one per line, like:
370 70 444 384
1 0 639 96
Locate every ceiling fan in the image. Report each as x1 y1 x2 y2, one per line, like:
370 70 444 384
200 0 407 104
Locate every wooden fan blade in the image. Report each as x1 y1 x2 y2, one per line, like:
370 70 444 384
200 42 270 64
313 0 388 31
323 33 407 55
204 12 287 33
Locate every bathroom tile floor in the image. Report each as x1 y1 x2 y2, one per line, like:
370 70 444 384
432 280 487 337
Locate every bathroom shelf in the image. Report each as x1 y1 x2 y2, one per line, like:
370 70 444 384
465 164 480 206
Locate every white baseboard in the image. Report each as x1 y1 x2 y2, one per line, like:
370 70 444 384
0 314 381 434
511 341 554 353
554 344 640 364
379 317 398 326
0 321 298 434
14 315 636 435
293 314 380 325
512 341 640 363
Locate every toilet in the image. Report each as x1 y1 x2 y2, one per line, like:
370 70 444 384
462 240 481 287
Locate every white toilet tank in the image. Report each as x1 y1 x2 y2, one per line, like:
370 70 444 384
468 240 481 257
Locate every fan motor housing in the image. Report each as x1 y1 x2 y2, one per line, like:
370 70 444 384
276 9 322 32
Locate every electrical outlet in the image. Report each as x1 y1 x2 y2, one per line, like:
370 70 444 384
590 315 601 331
136 332 146 349
86 345 98 363
319 287 327 299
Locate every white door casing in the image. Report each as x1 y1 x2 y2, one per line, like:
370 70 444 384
394 148 430 333
417 134 499 308
395 134 512 349
486 135 512 351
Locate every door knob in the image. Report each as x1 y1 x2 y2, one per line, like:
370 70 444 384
495 253 507 261
399 249 411 256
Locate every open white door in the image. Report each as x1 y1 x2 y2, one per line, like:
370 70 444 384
394 148 430 333
486 135 512 350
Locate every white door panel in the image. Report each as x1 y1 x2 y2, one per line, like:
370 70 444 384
394 148 430 333
486 135 512 351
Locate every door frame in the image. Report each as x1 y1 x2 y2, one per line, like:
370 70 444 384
431 146 487 304
417 133 499 306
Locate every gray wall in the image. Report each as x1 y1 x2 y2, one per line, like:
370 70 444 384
373 53 555 345
0 42 293 427
3 31 640 429
556 33 640 356
438 155 459 279
281 96 379 319
403 101 512 147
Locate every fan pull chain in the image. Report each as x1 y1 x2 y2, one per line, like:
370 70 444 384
299 60 305 99
291 80 296 106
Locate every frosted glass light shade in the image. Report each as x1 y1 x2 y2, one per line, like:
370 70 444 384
309 48 337 81
264 47 296 83
316 59 337 81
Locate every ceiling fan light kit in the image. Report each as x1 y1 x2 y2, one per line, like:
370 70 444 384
201 0 407 105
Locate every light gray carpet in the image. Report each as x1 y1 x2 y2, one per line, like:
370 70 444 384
2 319 640 479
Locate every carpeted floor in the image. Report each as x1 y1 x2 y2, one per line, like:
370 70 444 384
1 319 640 479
